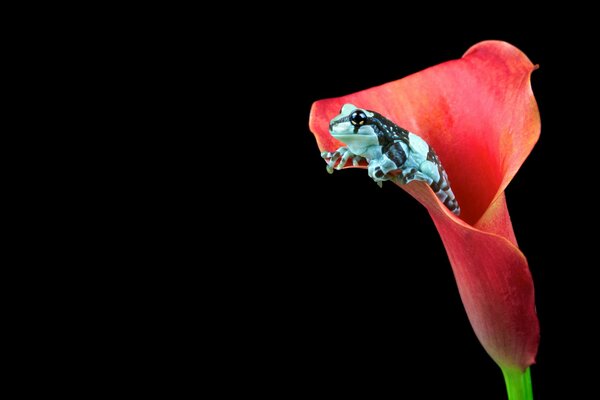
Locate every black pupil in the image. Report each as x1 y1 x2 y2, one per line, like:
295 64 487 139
350 110 367 126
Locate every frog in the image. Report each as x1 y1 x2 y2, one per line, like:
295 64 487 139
321 103 460 215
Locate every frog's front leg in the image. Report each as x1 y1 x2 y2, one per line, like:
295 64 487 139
321 147 366 174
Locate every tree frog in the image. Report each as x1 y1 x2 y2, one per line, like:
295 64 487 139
322 103 460 215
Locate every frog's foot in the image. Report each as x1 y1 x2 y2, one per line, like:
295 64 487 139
367 156 398 184
368 166 388 188
321 147 364 174
398 168 433 185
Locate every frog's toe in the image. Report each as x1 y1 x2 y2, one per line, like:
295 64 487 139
335 151 353 170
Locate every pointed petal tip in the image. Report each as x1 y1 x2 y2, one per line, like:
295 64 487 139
463 40 536 69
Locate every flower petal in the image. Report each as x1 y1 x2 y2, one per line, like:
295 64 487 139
308 41 540 370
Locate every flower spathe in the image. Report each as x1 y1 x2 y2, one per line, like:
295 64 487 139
309 41 540 371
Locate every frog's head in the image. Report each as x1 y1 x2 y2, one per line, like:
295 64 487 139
329 103 379 155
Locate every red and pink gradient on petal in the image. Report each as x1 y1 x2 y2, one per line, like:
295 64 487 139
309 41 540 372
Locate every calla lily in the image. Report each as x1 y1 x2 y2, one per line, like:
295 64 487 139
309 41 540 397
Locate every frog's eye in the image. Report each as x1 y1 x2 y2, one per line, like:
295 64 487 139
350 110 367 126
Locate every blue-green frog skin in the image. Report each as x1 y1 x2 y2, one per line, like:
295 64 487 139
322 103 460 215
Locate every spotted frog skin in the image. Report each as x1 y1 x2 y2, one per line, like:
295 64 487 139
322 103 460 215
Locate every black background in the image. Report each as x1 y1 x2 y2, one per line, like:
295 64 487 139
194 22 597 399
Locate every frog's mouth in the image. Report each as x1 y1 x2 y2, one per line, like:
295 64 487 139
331 135 379 147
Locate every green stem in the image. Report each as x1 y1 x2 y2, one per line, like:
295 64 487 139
502 367 533 400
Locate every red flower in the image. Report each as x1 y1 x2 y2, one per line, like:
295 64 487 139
309 41 540 372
